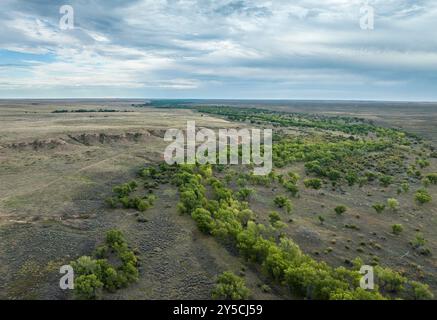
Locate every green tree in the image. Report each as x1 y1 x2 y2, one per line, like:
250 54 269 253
74 274 103 300
211 272 250 300
410 281 434 300
191 208 214 234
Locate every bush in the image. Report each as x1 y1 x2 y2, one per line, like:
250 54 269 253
74 274 103 300
304 178 322 190
113 181 137 198
191 208 214 234
410 281 434 300
387 198 399 211
372 203 386 214
287 172 300 184
426 173 437 185
283 181 299 197
106 229 125 248
211 272 250 300
334 205 347 215
375 266 407 293
236 188 254 201
392 224 403 235
415 189 432 205
274 196 293 214
379 175 393 187
411 233 426 248
269 211 281 225
401 182 410 193
71 229 139 299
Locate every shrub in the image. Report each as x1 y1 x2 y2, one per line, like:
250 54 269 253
392 224 403 235
422 178 431 187
191 208 214 234
345 171 358 186
379 175 393 187
410 281 434 300
287 172 300 184
334 205 347 215
387 198 399 211
415 189 432 205
375 266 407 293
426 173 437 185
211 272 250 300
67 229 140 297
416 159 430 169
372 203 386 214
106 229 125 248
327 169 341 182
304 178 322 190
236 188 254 201
411 233 426 248
401 182 410 193
74 274 103 300
113 181 137 198
283 181 299 197
274 196 293 214
269 211 281 225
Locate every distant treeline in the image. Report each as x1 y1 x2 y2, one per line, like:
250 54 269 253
52 108 133 113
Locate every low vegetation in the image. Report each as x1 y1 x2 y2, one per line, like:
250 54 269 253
72 230 139 299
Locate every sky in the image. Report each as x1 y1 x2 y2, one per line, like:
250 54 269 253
0 0 436 101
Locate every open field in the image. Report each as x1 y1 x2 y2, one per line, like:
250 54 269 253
0 99 436 300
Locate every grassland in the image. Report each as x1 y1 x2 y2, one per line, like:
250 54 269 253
0 99 436 300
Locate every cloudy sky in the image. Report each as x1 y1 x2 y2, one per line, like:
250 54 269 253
0 0 436 100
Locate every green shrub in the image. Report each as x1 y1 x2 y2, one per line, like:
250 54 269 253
372 203 386 214
304 178 322 190
392 224 403 235
74 274 103 300
287 172 300 184
375 266 407 293
211 272 250 300
191 208 214 234
415 189 432 204
283 181 299 197
274 196 293 214
334 205 347 215
401 182 410 193
387 198 399 211
379 175 393 187
411 233 426 248
236 188 254 201
269 211 281 225
410 281 434 300
426 173 437 184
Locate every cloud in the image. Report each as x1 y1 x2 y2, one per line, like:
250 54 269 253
0 0 436 99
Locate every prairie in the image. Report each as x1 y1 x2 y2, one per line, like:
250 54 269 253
0 99 436 300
